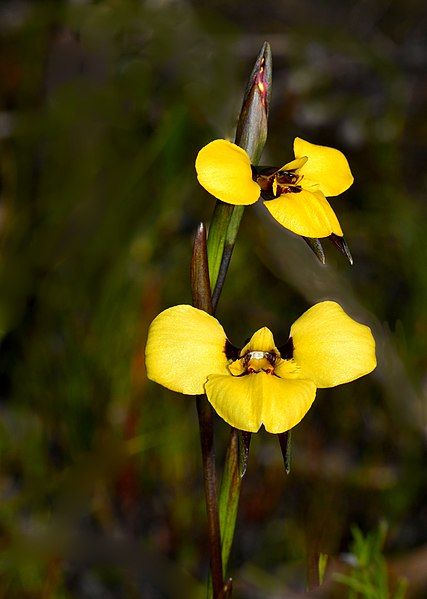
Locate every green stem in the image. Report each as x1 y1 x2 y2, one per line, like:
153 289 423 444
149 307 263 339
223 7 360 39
207 41 271 295
211 206 244 310
211 42 272 582
218 429 241 571
191 223 224 597
207 202 235 291
191 223 230 598
197 42 272 595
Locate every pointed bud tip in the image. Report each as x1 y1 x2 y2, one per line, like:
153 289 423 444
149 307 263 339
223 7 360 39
329 234 353 265
242 41 272 113
259 41 272 68
278 431 292 474
191 222 212 313
192 222 207 251
303 237 326 265
195 221 206 240
238 430 252 478
255 42 272 114
236 43 272 162
197 221 205 233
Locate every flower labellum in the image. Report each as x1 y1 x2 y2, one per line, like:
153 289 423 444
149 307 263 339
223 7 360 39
145 301 376 434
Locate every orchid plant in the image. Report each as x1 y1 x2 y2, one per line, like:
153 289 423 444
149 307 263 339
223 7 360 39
145 43 376 598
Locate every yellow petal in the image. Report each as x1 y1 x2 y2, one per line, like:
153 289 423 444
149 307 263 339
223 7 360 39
294 137 354 197
205 374 263 432
281 156 308 171
228 359 245 376
205 373 316 433
264 189 343 238
145 305 229 395
290 301 377 388
195 139 260 205
274 358 299 379
260 377 316 433
239 326 278 355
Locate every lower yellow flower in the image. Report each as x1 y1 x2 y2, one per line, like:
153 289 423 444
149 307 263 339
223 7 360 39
145 301 376 433
195 138 353 239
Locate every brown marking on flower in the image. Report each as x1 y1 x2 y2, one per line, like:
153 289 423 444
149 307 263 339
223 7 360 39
279 337 294 360
242 350 278 375
255 169 303 200
225 339 240 361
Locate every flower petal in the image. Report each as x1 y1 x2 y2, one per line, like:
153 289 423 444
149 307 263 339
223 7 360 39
294 137 354 197
281 156 308 171
290 301 377 388
205 372 316 433
239 326 278 355
264 189 343 237
274 358 299 379
145 305 229 395
195 139 260 205
205 374 263 432
260 377 317 433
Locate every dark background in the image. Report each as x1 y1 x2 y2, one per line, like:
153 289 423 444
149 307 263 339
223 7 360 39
0 0 426 597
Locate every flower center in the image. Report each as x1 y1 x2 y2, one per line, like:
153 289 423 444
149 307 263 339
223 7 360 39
242 350 277 374
255 169 303 200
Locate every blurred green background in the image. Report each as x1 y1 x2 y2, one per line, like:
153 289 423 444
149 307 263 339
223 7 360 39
0 0 426 597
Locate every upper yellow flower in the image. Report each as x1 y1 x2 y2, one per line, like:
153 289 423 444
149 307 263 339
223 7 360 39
195 138 354 238
145 301 376 433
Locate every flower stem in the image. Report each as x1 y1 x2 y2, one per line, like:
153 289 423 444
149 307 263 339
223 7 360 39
307 550 321 591
212 42 272 583
207 41 271 299
194 43 272 595
207 202 235 293
218 428 241 571
196 394 224 598
191 223 224 598
211 206 244 310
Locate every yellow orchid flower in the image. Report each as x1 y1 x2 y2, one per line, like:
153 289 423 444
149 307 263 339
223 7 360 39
195 138 354 239
145 301 376 434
